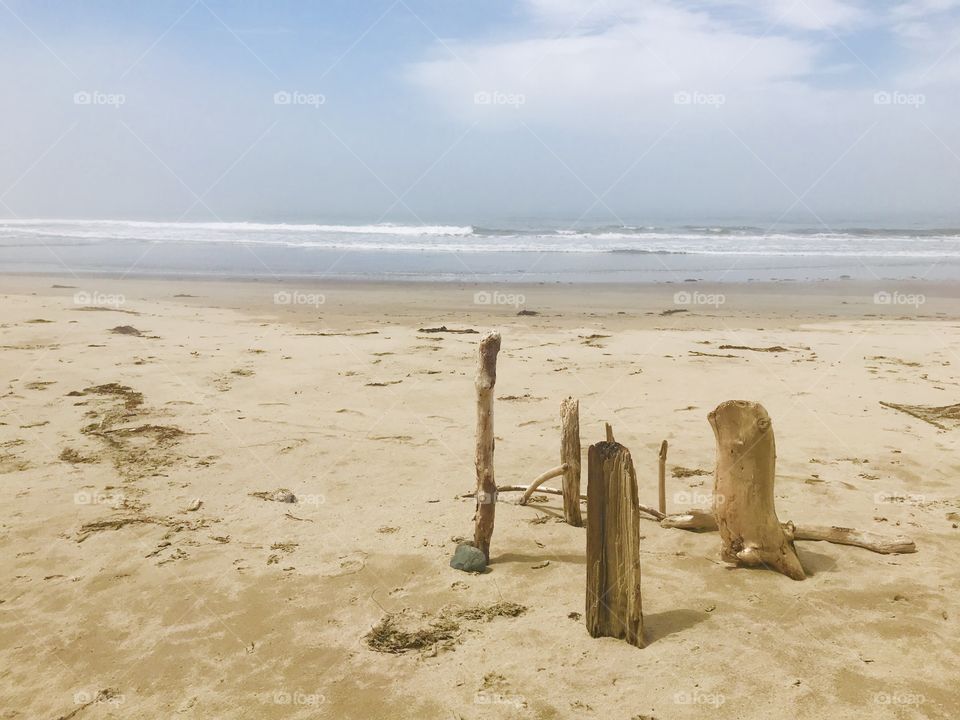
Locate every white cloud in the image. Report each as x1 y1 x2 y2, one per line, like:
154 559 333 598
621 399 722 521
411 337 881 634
408 1 822 126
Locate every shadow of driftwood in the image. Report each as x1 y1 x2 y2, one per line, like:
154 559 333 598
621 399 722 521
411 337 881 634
643 609 710 644
796 546 839 575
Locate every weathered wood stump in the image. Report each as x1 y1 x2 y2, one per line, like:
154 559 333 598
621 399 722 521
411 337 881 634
560 397 583 527
709 400 805 580
473 331 501 561
586 441 645 647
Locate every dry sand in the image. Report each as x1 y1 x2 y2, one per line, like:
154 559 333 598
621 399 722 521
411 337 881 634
1 275 958 719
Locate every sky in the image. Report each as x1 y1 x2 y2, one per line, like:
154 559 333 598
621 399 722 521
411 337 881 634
1 0 960 227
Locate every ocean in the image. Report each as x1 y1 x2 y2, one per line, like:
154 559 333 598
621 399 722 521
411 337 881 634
2 219 959 282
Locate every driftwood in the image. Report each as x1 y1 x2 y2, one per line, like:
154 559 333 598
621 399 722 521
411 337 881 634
462 486 665 520
519 464 569 505
586 441 644 647
660 511 916 554
605 422 615 442
710 400 806 580
792 524 916 554
560 397 583 526
473 332 501 561
658 440 668 515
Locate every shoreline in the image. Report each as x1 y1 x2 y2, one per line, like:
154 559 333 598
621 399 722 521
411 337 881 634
2 273 958 327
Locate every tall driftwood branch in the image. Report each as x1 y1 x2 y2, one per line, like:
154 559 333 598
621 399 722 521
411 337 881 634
710 400 806 580
560 397 583 526
519 464 568 505
586 441 644 647
658 440 668 515
605 422 615 442
473 331 501 561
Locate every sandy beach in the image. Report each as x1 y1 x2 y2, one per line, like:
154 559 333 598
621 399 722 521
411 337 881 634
1 274 958 719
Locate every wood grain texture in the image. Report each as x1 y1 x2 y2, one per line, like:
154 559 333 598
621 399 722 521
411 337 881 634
586 441 645 647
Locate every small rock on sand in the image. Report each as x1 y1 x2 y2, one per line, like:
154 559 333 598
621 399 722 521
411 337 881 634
450 543 486 573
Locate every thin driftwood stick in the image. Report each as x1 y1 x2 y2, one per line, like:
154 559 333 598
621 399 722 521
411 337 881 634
473 331 501 561
560 397 583 526
660 510 917 554
710 400 806 580
658 440 668 515
605 422 615 442
586 441 644 647
461 487 665 520
520 464 569 505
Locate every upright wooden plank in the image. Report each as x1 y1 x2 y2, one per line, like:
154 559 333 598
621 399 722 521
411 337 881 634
560 397 582 527
585 441 645 647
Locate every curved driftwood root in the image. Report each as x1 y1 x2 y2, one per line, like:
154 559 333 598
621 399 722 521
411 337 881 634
519 464 569 505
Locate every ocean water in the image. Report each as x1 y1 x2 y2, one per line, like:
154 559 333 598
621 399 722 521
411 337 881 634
2 219 959 282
